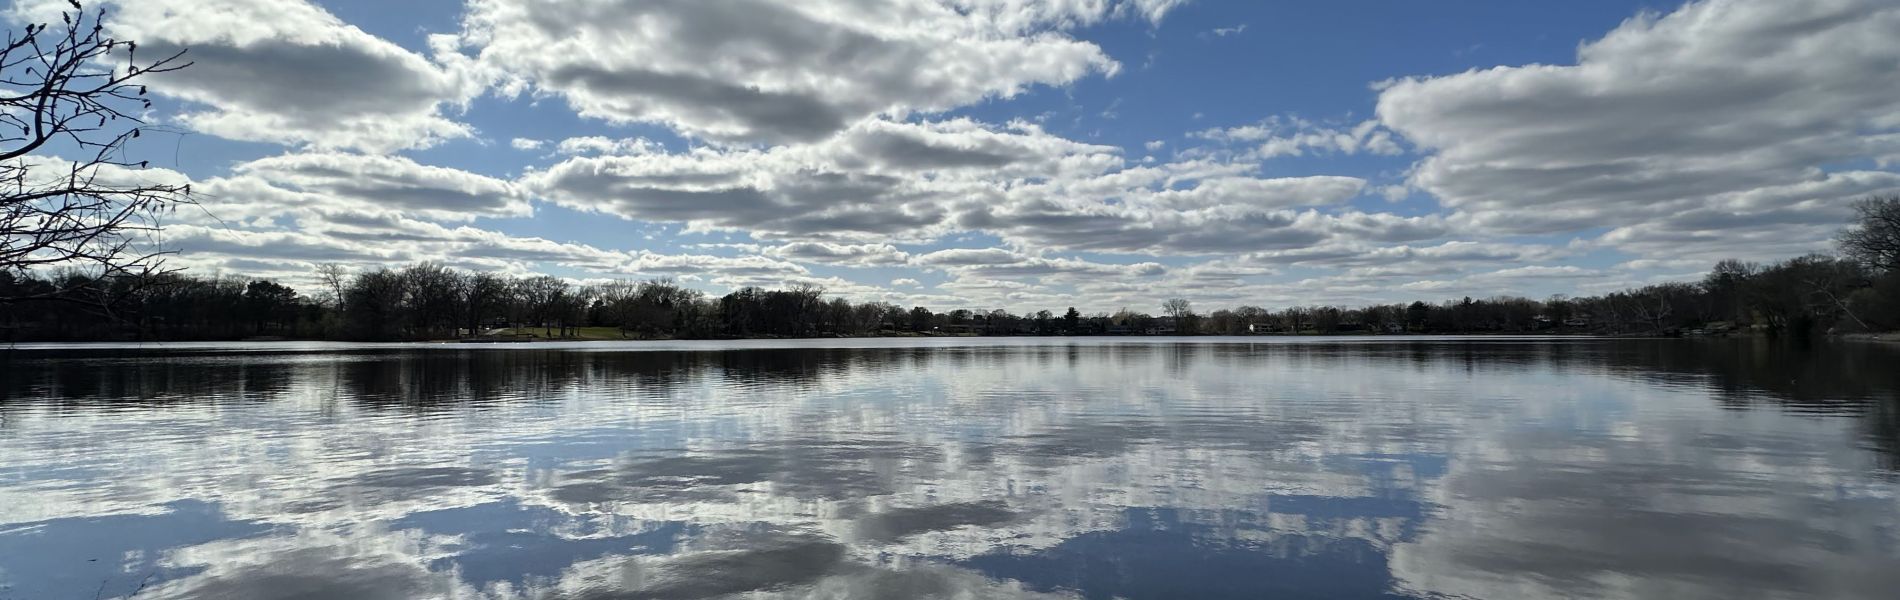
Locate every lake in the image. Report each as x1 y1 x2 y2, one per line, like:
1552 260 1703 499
2 337 1898 599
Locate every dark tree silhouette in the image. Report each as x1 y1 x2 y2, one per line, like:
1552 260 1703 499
1840 196 1900 272
0 2 190 307
3 247 1897 342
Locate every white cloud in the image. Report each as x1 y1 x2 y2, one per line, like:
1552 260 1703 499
456 0 1180 143
1377 0 1900 257
1119 0 1188 24
1205 23 1247 38
912 248 1167 280
1377 185 1410 202
766 242 912 267
1398 265 1600 294
43 0 482 152
520 118 1118 242
525 114 1402 256
30 0 1880 309
621 251 809 277
553 136 664 156
1146 176 1367 211
1195 117 1403 159
220 152 530 221
963 171 1400 255
912 248 1024 267
1241 240 1570 280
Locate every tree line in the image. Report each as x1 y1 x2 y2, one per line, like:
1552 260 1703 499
5 197 1898 342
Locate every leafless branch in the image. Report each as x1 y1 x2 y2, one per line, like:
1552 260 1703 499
1 2 193 308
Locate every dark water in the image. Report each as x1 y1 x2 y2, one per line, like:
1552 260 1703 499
3 337 1899 600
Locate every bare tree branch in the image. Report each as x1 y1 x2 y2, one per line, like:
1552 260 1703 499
1 2 193 308
1840 195 1900 273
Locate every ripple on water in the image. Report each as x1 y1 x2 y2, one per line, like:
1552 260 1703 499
1 338 1898 599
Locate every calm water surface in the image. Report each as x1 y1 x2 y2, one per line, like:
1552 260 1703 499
3 337 1899 599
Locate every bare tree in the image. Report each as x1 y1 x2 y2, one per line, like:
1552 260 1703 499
517 275 570 337
1840 195 1900 272
1161 297 1198 334
1161 298 1192 320
314 263 348 308
462 271 511 335
400 262 462 336
1 2 190 306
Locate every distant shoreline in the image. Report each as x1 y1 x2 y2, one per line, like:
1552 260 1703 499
443 333 1608 344
14 325 1887 346
1839 332 1900 344
7 331 1795 347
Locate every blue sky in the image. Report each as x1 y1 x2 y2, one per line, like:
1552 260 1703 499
12 0 1897 313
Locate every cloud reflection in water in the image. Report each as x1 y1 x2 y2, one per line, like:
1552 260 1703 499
1 338 1897 599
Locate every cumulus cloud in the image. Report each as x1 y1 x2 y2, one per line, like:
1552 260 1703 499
107 161 849 292
525 116 1397 255
223 152 530 221
621 251 810 277
5 0 1511 306
522 148 945 241
1251 239 1564 267
767 242 913 267
912 248 1025 268
455 0 1182 143
963 192 1416 256
152 215 846 294
913 248 1166 280
28 0 1882 309
1146 176 1368 211
1398 265 1601 294
1195 117 1403 159
33 0 481 152
553 136 664 157
521 118 1113 241
1378 0 1900 257
156 218 631 277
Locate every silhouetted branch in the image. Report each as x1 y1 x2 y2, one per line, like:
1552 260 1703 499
1 2 193 307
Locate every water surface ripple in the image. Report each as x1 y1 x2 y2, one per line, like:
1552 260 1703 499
2 337 1898 599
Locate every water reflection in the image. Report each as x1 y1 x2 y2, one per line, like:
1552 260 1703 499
1 338 1898 599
